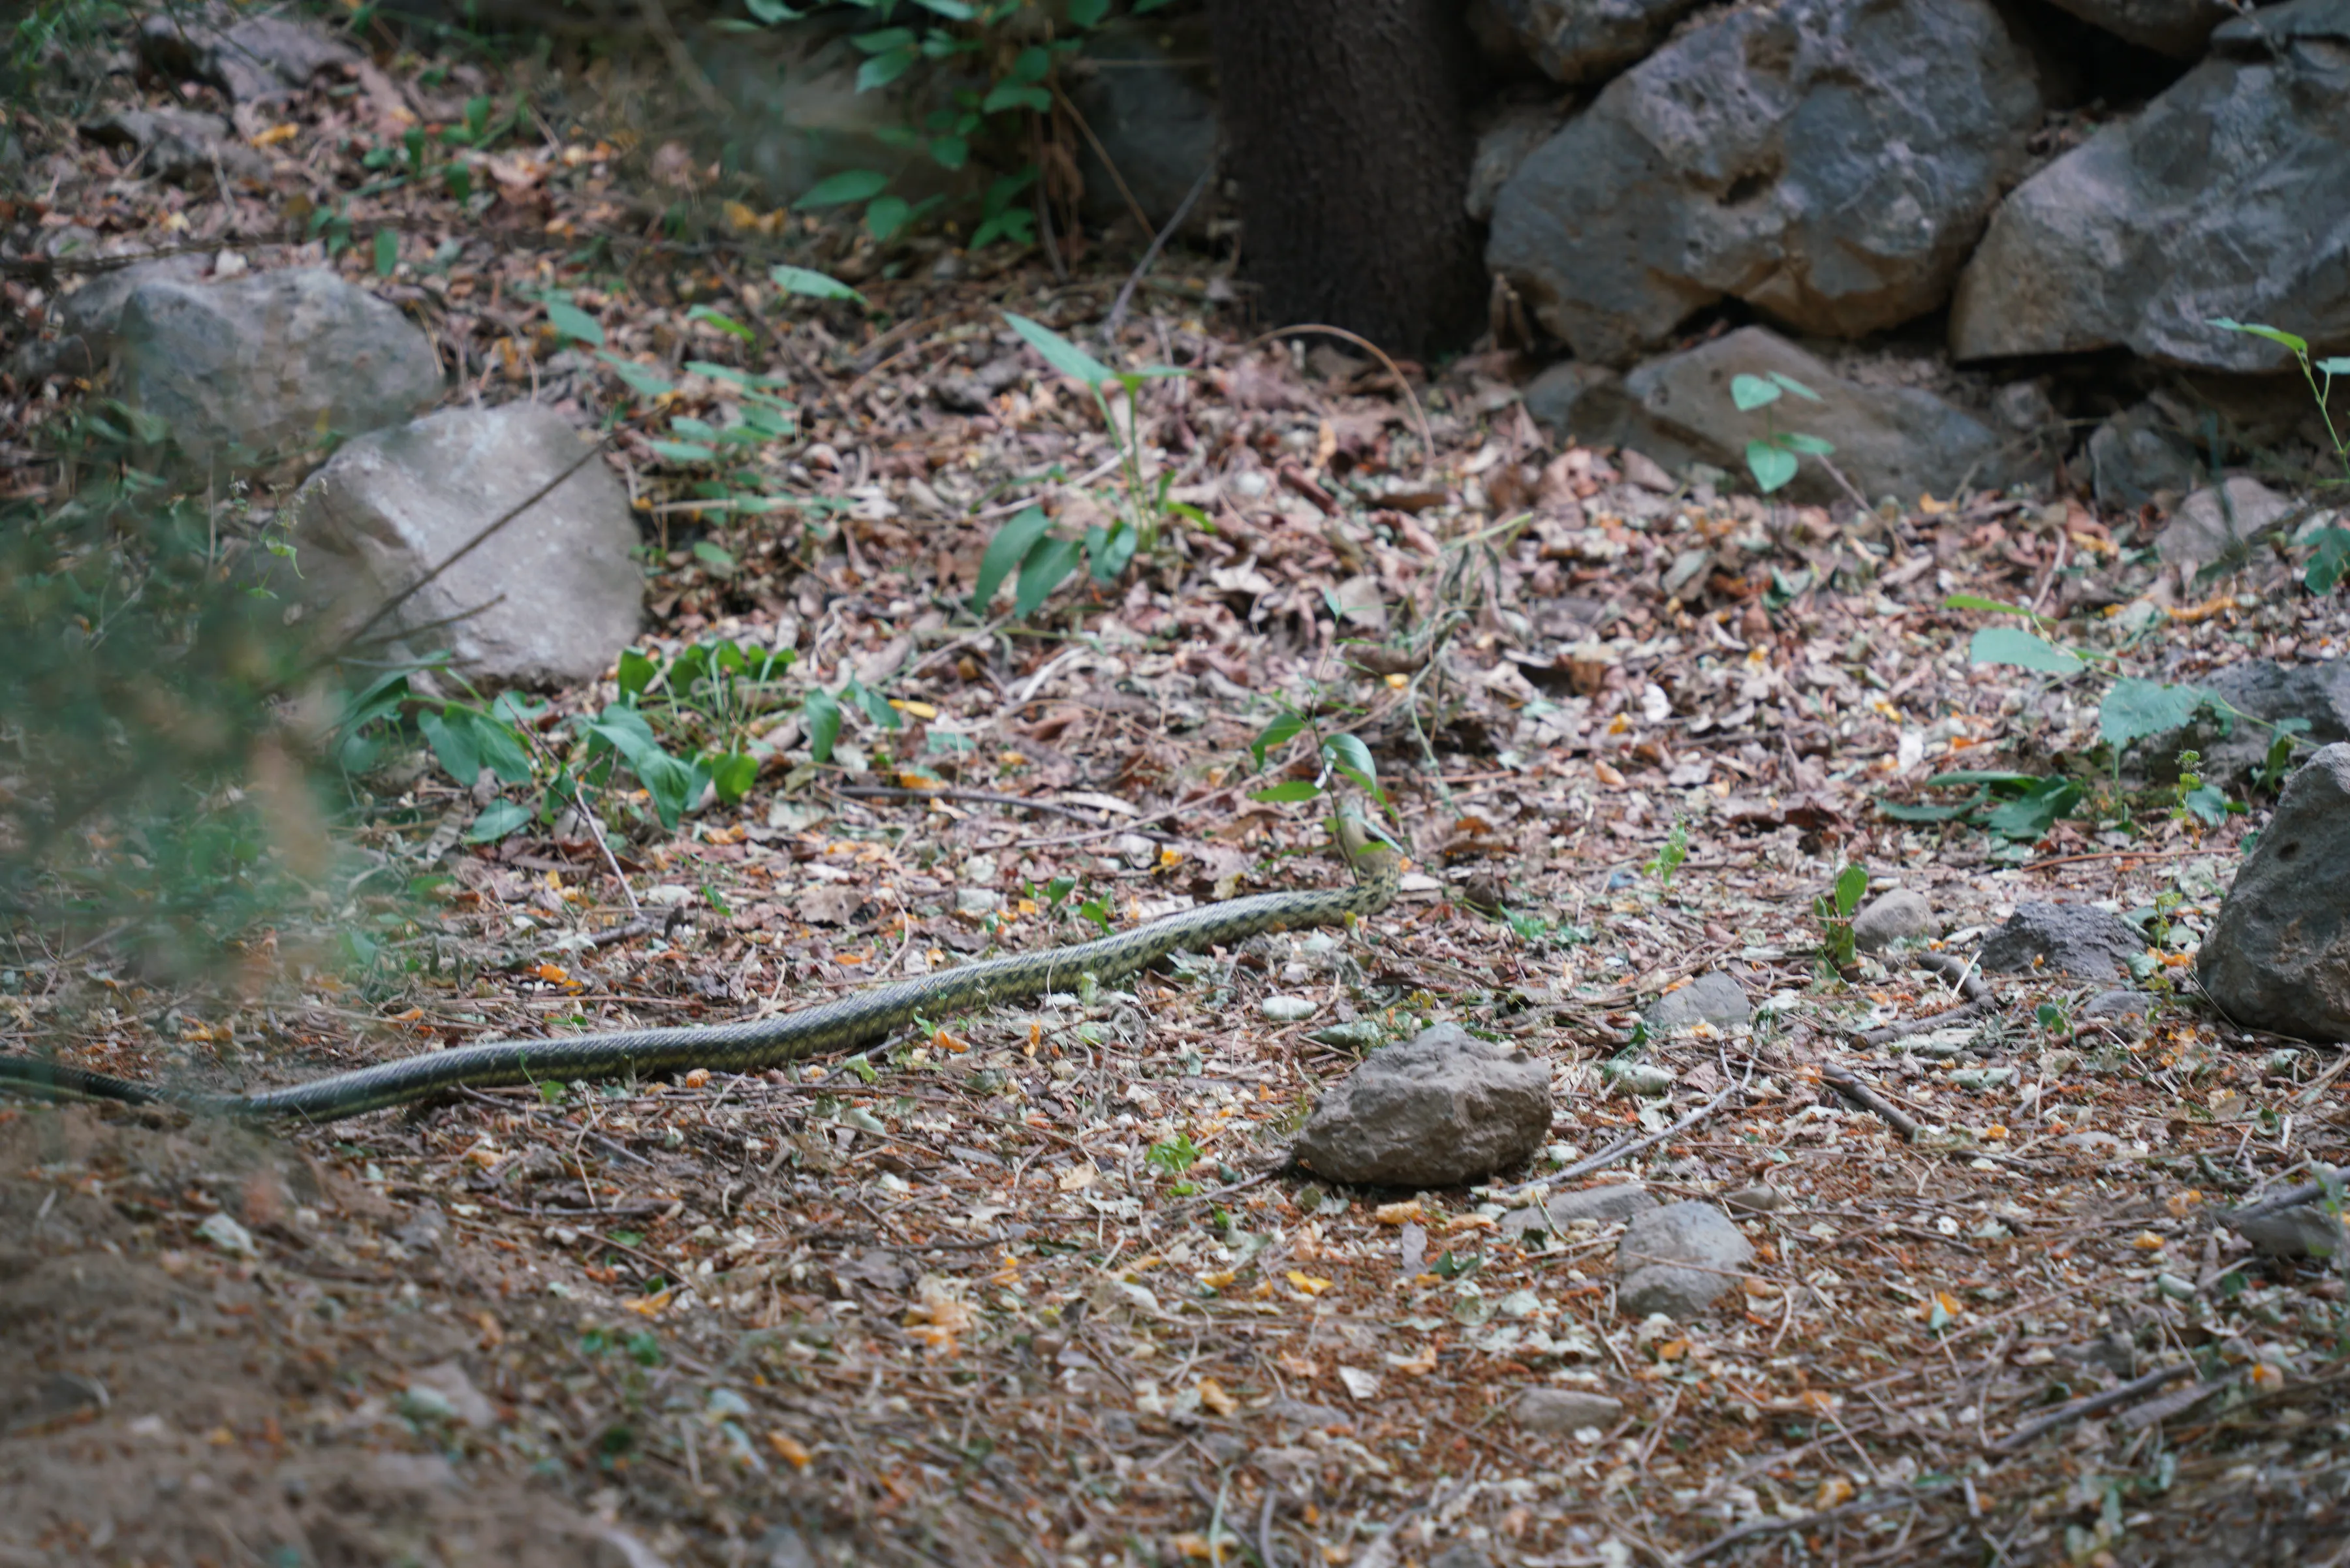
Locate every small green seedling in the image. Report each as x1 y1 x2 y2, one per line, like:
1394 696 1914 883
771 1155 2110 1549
1731 372 1835 495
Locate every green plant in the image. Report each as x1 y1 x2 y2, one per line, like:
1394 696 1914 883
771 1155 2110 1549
1146 1133 1200 1176
2211 318 2350 591
1815 862 1869 972
968 313 1193 619
1644 818 1689 888
1731 372 1836 495
1246 712 1385 815
735 0 1167 246
2167 749 2238 828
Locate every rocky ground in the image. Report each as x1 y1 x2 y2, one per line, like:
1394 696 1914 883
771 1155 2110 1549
5 9 2350 1568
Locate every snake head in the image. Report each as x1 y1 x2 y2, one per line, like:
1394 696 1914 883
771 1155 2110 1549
1334 808 1405 873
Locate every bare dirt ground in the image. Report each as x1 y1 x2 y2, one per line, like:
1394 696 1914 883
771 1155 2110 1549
6 10 2350 1567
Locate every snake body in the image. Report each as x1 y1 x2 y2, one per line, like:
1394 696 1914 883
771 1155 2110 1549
0 826 1399 1123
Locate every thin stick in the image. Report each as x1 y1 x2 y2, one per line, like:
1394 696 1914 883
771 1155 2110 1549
1484 1078 1746 1200
1105 161 1214 340
1986 1362 2199 1453
832 783 1108 824
1822 1067 1924 1140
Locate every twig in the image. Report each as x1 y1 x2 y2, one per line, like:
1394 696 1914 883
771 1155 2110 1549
1986 1362 2199 1453
1821 1067 1923 1141
1484 1074 1747 1200
1684 1484 1963 1561
2018 844 2218 873
832 784 1110 824
1854 952 1995 1047
1104 161 1215 339
2225 1165 2347 1224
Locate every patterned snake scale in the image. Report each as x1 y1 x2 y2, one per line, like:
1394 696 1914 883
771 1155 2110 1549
0 821 1401 1123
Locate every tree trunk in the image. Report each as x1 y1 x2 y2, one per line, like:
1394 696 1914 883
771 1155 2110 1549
1206 0 1487 362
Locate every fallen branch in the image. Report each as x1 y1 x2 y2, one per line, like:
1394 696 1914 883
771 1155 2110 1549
1485 1069 1749 1200
1986 1361 2198 1453
1854 952 1994 1048
1821 1067 1922 1141
1684 1482 1962 1561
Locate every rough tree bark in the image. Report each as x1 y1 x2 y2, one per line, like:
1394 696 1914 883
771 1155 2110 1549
1206 0 1488 362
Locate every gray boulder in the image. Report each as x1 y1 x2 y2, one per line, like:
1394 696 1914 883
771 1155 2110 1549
1616 1202 1753 1317
2120 656 2350 789
1467 104 1567 223
2088 401 2202 510
1642 969 1749 1033
1488 0 2047 364
2042 0 2236 55
2236 1204 2346 1261
1502 1182 1657 1238
115 268 441 471
1979 903 2144 979
2200 744 2350 1041
1513 1387 1625 1434
1486 0 1711 85
1292 1023 1552 1187
137 12 360 102
80 106 266 187
2154 478 2300 581
1951 0 2350 371
5 255 208 383
1527 330 2027 504
1853 888 1936 951
289 403 644 689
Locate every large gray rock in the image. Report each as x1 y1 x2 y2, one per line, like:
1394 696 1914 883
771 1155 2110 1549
1467 104 1567 224
137 12 360 102
80 106 266 187
1951 0 2350 371
5 255 208 383
2042 0 2237 55
1979 903 2144 979
115 268 441 471
1529 328 2026 503
2154 478 2300 580
2201 744 2350 1041
2122 657 2350 788
1616 1202 1753 1318
289 403 644 689
2236 1203 2347 1260
1501 1182 1657 1239
1065 20 1219 235
1488 0 2047 364
2088 400 2203 510
1487 0 1711 85
1292 1024 1552 1187
1642 969 1749 1033
1513 1387 1625 1434
1853 888 1937 951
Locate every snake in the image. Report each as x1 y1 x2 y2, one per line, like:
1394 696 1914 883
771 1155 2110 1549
0 817 1401 1124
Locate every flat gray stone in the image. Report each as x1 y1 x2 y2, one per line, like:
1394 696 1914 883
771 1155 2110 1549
2154 478 2298 580
1853 888 1936 951
289 402 642 689
80 106 264 186
1643 970 1749 1033
1502 1182 1658 1238
1292 1024 1552 1187
1951 0 2350 371
1489 0 2047 364
1616 1201 1754 1318
2236 1205 2346 1261
1725 1184 1785 1214
2088 400 2202 510
2082 989 2155 1020
1979 903 2144 980
1513 1387 1625 1434
137 12 359 102
2201 744 2350 1040
116 268 440 471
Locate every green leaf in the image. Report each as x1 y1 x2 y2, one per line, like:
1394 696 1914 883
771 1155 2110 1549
2305 527 2350 593
850 26 915 52
596 351 674 399
2098 678 2212 749
1780 432 1836 455
617 648 657 700
802 689 842 764
1004 311 1114 388
685 305 753 341
2208 317 2309 355
856 45 918 92
693 541 737 576
973 505 1052 608
1768 371 1824 401
1252 711 1308 772
1014 535 1084 618
2317 358 2350 377
1730 374 1783 412
1944 593 2035 616
1746 441 1797 494
768 264 866 306
1875 800 1971 823
794 168 890 210
911 0 975 15
2183 783 2232 825
1969 627 2084 676
1087 518 1137 583
544 298 604 347
864 194 913 239
1250 779 1323 804
419 707 481 783
928 134 969 170
1322 732 1378 794
1067 0 1108 23
1924 770 2043 788
373 228 398 277
467 713 535 785
981 80 1052 114
648 439 717 463
465 799 533 843
1984 777 2082 841
1833 862 1868 918
745 0 802 22
710 753 759 803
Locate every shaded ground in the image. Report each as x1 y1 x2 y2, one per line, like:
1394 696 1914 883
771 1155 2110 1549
5 9 2350 1567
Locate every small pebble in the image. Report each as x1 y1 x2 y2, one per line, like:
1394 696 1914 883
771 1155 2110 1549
1261 996 1317 1023
195 1213 257 1258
